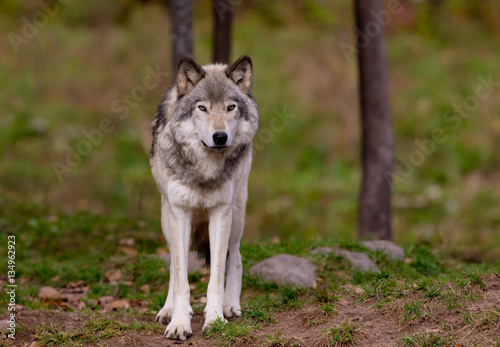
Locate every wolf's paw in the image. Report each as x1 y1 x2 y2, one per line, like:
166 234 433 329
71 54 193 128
155 307 173 325
164 321 193 340
223 304 241 318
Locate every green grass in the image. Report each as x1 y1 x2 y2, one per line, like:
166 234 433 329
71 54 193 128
35 323 99 347
400 300 425 326
204 317 257 347
328 321 359 346
34 316 162 347
266 329 300 347
245 306 276 325
399 332 453 347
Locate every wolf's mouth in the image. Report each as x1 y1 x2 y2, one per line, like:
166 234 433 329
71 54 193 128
201 141 228 152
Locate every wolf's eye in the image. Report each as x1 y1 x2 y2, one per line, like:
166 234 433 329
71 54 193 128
227 105 236 111
198 106 207 112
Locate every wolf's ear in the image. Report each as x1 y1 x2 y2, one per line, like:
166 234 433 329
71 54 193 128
176 57 205 97
227 55 253 95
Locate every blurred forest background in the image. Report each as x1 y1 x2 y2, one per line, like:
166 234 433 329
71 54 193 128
1 0 500 253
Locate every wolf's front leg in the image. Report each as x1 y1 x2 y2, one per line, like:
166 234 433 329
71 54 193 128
203 205 232 332
162 202 193 340
223 204 245 318
156 258 175 324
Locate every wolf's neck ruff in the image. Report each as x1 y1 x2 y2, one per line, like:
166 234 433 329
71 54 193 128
162 132 250 190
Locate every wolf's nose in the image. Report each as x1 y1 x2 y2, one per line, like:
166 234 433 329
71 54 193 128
213 132 228 145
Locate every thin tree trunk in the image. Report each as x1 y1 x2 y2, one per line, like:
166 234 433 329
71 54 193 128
354 0 394 240
213 0 233 64
170 0 193 77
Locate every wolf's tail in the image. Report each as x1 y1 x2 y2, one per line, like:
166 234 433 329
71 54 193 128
192 221 210 267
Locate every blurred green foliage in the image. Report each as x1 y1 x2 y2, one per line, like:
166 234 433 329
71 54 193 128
0 0 499 251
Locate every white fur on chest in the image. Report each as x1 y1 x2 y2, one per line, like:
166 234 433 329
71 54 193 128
167 177 234 210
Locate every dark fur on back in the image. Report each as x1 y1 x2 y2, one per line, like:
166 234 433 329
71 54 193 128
150 92 169 157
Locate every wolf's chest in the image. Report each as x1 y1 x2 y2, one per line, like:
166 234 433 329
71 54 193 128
166 179 234 210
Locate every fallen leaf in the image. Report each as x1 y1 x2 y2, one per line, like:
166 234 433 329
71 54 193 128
99 295 114 306
105 269 122 284
109 299 130 310
118 246 137 256
38 286 61 300
119 238 135 247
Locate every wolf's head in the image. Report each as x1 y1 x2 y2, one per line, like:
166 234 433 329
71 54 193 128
168 55 258 152
151 56 259 188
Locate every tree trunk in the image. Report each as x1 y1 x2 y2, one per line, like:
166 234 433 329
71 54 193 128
354 0 394 240
213 0 233 64
170 0 193 77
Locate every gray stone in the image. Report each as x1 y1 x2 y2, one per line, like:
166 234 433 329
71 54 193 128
360 240 405 260
311 247 379 273
249 254 316 288
155 251 207 273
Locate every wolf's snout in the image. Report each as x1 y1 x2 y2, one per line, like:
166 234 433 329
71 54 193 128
213 132 228 145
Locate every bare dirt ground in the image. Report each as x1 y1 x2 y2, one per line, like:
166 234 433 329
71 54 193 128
2 274 499 347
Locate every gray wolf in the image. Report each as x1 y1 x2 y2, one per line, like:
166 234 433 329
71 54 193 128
150 55 259 340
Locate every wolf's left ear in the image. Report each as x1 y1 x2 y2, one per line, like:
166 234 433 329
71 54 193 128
177 57 205 97
227 55 253 95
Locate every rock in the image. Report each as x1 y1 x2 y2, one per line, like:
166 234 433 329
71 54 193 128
77 301 86 310
340 284 365 295
38 286 61 300
199 296 207 304
312 247 379 273
249 254 316 288
360 240 405 260
139 284 150 293
155 252 207 273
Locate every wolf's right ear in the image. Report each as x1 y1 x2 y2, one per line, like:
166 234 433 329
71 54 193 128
176 57 205 97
